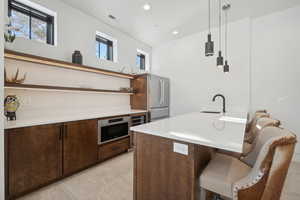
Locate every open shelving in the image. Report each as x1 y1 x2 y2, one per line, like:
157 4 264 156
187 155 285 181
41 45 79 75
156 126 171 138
4 49 135 80
5 83 134 95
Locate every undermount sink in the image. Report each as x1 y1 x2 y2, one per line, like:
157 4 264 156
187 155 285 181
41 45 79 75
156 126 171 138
200 111 221 114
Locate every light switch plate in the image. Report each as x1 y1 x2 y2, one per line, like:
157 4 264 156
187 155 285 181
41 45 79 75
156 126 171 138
173 143 188 155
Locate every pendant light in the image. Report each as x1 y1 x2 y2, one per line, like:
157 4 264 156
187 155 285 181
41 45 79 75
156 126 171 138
216 0 224 67
223 4 230 73
205 0 214 56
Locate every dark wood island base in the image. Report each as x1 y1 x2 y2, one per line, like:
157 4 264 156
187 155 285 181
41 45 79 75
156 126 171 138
133 132 213 200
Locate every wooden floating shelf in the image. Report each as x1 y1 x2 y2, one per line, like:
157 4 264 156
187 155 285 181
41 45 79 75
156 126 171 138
5 83 134 95
4 49 135 80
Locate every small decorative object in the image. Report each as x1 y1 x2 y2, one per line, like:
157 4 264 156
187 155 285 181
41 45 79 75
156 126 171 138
4 95 20 121
5 68 27 84
72 50 83 65
4 17 19 43
120 87 134 93
120 67 126 73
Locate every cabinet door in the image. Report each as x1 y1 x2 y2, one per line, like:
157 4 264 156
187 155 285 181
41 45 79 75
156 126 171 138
6 124 62 198
63 120 98 175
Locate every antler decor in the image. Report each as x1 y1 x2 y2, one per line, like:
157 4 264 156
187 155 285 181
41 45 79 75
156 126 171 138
5 68 27 84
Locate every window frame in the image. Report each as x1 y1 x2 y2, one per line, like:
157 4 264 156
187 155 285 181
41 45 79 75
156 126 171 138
137 49 150 71
137 52 146 70
96 35 114 61
95 31 118 63
8 0 55 45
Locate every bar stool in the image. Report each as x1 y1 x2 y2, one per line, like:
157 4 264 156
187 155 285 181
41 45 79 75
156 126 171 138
218 117 281 158
244 111 271 143
200 126 297 200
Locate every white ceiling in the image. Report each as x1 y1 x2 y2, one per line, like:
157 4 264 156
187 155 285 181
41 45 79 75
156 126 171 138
60 0 300 47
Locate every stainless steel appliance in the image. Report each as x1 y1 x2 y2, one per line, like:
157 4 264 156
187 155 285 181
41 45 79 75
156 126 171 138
98 116 130 144
131 115 146 127
149 74 170 121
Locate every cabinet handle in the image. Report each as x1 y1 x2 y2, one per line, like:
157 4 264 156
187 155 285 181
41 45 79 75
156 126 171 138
64 124 68 139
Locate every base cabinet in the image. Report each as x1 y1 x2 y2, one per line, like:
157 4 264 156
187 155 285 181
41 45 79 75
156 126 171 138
5 119 98 199
63 120 98 175
5 117 133 199
6 124 63 199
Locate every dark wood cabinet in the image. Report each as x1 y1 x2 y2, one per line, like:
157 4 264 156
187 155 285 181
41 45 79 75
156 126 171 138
134 133 212 200
98 137 130 162
6 124 62 199
5 117 131 199
63 120 98 175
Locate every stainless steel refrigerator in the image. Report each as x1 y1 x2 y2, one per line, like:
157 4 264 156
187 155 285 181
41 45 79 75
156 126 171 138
149 74 170 121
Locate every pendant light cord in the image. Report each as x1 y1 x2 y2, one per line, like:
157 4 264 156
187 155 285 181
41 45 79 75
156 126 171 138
225 7 228 59
218 0 221 51
208 0 211 34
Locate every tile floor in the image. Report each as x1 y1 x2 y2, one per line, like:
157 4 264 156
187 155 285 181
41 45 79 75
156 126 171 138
17 152 300 200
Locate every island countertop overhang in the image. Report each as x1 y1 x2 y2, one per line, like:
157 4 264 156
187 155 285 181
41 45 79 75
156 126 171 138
130 112 248 153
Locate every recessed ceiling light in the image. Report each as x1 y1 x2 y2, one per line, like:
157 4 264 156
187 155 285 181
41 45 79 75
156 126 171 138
172 30 179 35
143 3 151 11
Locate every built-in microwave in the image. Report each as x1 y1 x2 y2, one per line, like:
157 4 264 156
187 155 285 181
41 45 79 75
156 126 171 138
98 116 130 144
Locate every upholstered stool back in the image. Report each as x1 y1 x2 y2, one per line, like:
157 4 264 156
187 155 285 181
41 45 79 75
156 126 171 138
245 112 271 143
234 127 297 200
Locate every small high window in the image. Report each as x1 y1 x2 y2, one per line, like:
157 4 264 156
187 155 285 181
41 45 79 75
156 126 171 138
96 35 113 61
8 0 55 45
96 32 117 62
136 52 146 70
136 49 149 71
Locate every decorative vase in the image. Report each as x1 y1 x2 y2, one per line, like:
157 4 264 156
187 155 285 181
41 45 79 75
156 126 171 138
72 50 83 65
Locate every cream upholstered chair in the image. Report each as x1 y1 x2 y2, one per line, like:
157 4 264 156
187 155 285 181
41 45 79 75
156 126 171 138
218 117 281 158
200 126 297 200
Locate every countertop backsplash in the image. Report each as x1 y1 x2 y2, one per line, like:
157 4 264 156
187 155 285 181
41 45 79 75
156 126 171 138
4 58 132 123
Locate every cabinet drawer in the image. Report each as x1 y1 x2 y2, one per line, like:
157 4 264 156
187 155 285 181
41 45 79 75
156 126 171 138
98 137 130 161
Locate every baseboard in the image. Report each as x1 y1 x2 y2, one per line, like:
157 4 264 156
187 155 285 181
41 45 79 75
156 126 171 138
293 153 300 163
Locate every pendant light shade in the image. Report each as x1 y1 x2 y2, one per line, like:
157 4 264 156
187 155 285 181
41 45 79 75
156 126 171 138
205 34 214 56
205 0 214 57
217 51 224 67
216 0 223 67
224 60 229 73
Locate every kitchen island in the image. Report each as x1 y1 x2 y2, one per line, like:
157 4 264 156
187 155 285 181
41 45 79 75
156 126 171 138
130 112 247 200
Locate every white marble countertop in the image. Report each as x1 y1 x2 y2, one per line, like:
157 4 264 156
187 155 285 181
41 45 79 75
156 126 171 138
5 109 148 129
131 112 248 153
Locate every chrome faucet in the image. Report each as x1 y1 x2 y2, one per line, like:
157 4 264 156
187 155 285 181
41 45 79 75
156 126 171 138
212 94 226 113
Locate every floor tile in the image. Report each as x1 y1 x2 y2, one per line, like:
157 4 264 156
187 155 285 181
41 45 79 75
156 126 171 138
17 153 300 200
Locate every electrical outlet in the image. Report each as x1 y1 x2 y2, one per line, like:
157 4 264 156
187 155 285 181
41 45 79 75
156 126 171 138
173 143 188 155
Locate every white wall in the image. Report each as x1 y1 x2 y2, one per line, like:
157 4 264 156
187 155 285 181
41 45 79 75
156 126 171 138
152 7 300 160
152 18 251 116
3 0 152 122
251 6 300 161
5 59 131 120
1 0 5 198
4 0 152 73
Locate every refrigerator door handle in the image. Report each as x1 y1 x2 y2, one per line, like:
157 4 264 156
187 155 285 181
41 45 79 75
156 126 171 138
160 79 164 105
162 80 165 105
